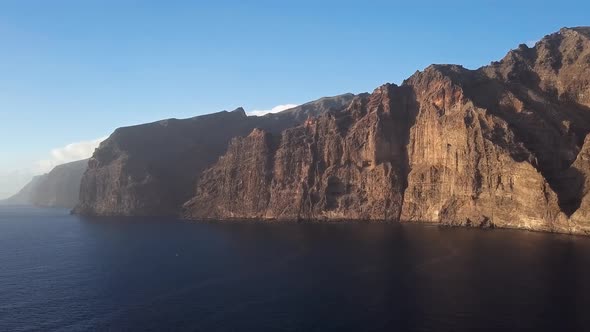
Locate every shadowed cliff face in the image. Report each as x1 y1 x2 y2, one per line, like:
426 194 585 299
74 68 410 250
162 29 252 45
185 85 416 221
73 95 356 216
568 134 590 228
400 66 567 232
185 27 590 235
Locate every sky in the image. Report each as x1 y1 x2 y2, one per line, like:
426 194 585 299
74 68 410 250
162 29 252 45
0 0 589 198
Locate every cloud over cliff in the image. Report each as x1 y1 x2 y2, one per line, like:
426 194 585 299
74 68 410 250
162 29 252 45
247 104 299 116
36 137 106 173
0 137 106 200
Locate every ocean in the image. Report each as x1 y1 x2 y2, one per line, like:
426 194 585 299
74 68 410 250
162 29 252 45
1 205 589 331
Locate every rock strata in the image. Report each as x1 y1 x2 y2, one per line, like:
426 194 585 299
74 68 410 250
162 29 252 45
184 27 590 235
74 26 590 234
73 95 355 216
185 86 411 221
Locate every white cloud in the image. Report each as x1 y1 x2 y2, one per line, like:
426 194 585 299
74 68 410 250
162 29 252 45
0 136 107 200
35 136 107 174
526 39 538 48
247 104 299 116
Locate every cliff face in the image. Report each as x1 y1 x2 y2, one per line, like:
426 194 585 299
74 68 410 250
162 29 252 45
1 159 88 209
569 136 590 227
185 85 412 221
73 95 356 216
399 66 568 232
185 27 590 235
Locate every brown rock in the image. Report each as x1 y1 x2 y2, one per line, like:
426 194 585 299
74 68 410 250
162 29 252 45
184 128 276 219
73 95 356 216
568 135 590 233
184 27 590 235
185 85 411 221
400 66 568 232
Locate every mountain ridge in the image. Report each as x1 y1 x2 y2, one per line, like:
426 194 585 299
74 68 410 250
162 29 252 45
182 26 590 235
74 26 590 235
0 159 88 209
73 94 357 216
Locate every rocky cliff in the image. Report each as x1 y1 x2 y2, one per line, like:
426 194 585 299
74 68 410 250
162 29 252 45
73 95 356 216
184 85 412 221
1 159 88 208
184 27 590 235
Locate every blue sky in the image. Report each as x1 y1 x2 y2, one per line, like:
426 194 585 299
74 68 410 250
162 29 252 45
0 0 589 197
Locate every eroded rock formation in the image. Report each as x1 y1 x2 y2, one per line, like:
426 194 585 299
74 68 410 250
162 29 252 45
184 27 590 235
185 85 412 221
74 27 590 234
73 95 356 216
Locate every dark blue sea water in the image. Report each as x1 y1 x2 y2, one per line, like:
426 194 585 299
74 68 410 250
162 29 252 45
2 206 590 331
